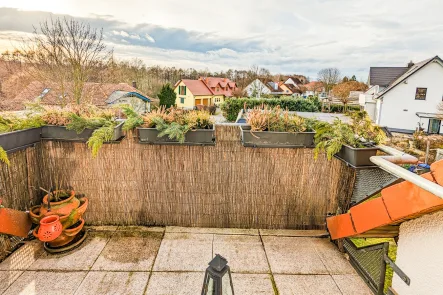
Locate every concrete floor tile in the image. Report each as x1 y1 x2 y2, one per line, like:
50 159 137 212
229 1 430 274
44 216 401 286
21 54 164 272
274 274 342 295
231 273 275 294
145 272 203 295
333 274 373 295
213 234 269 273
311 239 356 274
166 226 259 235
117 226 165 233
74 271 150 295
0 270 23 293
85 226 118 232
259 229 328 237
92 231 162 271
153 233 213 272
262 237 328 274
2 271 87 295
28 232 110 271
0 241 44 271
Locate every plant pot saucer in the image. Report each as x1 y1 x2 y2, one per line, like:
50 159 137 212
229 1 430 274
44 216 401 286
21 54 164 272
43 229 87 254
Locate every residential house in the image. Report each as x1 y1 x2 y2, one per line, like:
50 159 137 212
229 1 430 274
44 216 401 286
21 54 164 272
360 56 443 134
301 81 325 97
12 81 153 113
174 77 237 108
244 79 301 98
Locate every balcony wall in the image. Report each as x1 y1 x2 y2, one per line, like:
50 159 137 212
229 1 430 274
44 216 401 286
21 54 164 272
1 125 355 230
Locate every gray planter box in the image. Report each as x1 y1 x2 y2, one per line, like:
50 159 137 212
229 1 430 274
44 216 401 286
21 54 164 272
0 128 41 152
41 122 124 142
335 144 378 167
137 127 215 145
240 125 315 148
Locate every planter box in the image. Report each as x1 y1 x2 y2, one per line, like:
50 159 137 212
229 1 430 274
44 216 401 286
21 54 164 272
41 122 124 142
0 128 41 152
137 127 215 145
335 145 378 167
240 125 315 148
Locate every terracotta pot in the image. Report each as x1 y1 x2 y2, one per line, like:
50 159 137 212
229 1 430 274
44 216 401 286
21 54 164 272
47 218 85 248
0 208 32 238
39 190 80 217
29 197 89 230
33 215 63 242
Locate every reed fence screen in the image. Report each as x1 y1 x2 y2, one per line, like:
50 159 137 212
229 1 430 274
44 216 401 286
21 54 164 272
1 125 355 229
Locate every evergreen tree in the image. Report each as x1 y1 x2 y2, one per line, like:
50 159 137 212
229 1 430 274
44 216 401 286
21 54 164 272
350 75 357 81
158 84 176 108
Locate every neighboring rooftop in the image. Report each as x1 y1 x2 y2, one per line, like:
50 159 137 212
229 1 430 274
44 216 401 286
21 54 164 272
369 67 408 87
10 81 152 109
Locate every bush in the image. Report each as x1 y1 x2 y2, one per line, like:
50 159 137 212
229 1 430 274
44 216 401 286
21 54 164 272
220 98 321 122
327 104 360 113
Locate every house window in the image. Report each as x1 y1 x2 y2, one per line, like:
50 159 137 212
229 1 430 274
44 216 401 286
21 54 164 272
415 88 427 100
216 87 220 92
179 86 187 95
428 119 441 134
180 97 185 104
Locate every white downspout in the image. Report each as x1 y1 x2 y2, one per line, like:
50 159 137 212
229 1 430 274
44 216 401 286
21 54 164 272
371 145 443 199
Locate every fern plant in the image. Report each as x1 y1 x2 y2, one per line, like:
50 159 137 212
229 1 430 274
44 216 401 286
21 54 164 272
313 112 386 161
87 122 116 158
0 146 10 166
121 105 143 131
152 117 190 143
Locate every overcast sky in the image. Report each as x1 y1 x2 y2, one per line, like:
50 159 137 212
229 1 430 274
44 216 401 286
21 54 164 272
0 0 442 80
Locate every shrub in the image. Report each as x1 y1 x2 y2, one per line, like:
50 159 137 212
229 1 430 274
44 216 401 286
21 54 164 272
314 111 386 160
220 97 320 122
158 84 177 108
246 106 314 132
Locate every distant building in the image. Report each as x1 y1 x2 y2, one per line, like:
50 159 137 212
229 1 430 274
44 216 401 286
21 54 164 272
174 77 237 108
360 56 443 134
244 79 302 98
301 81 325 97
12 81 153 113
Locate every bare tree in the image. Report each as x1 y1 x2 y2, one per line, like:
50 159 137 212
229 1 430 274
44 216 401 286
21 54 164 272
14 17 112 105
317 68 341 92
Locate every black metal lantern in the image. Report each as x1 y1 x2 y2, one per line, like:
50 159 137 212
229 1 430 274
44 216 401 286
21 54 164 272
201 254 234 295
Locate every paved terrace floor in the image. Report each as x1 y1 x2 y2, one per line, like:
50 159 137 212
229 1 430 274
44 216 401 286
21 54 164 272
0 226 371 295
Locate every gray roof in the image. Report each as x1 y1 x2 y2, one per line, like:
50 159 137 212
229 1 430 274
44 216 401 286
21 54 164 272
369 67 408 87
378 56 442 98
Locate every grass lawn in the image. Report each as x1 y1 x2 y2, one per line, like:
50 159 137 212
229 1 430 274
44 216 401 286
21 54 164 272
350 238 397 293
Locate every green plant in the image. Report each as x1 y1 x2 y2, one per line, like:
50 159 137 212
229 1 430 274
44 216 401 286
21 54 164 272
158 83 177 108
87 122 116 157
246 107 313 133
314 112 386 160
0 114 45 133
220 98 321 122
314 119 359 160
121 105 143 131
149 109 213 143
0 146 10 166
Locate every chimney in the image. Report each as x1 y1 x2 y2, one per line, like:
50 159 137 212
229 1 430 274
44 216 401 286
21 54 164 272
408 60 414 68
132 81 137 89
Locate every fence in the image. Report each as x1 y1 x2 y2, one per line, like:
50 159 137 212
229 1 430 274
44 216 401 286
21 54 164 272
1 125 356 230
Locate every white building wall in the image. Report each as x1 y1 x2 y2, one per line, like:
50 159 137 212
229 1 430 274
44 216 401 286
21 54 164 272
378 61 443 133
244 79 271 98
393 210 443 295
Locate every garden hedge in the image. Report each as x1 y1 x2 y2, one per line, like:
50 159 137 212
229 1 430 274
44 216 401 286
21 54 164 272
220 97 321 122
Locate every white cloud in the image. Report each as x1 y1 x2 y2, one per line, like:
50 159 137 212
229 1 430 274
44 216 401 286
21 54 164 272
112 30 129 37
145 33 155 43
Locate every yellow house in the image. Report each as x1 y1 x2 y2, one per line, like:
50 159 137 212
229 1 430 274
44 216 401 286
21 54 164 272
174 77 237 108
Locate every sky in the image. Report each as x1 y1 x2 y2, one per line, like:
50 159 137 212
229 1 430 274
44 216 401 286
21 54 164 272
0 0 442 81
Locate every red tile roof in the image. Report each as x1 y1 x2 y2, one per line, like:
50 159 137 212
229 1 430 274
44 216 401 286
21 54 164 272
177 77 237 97
327 162 443 240
180 79 213 96
12 81 151 108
